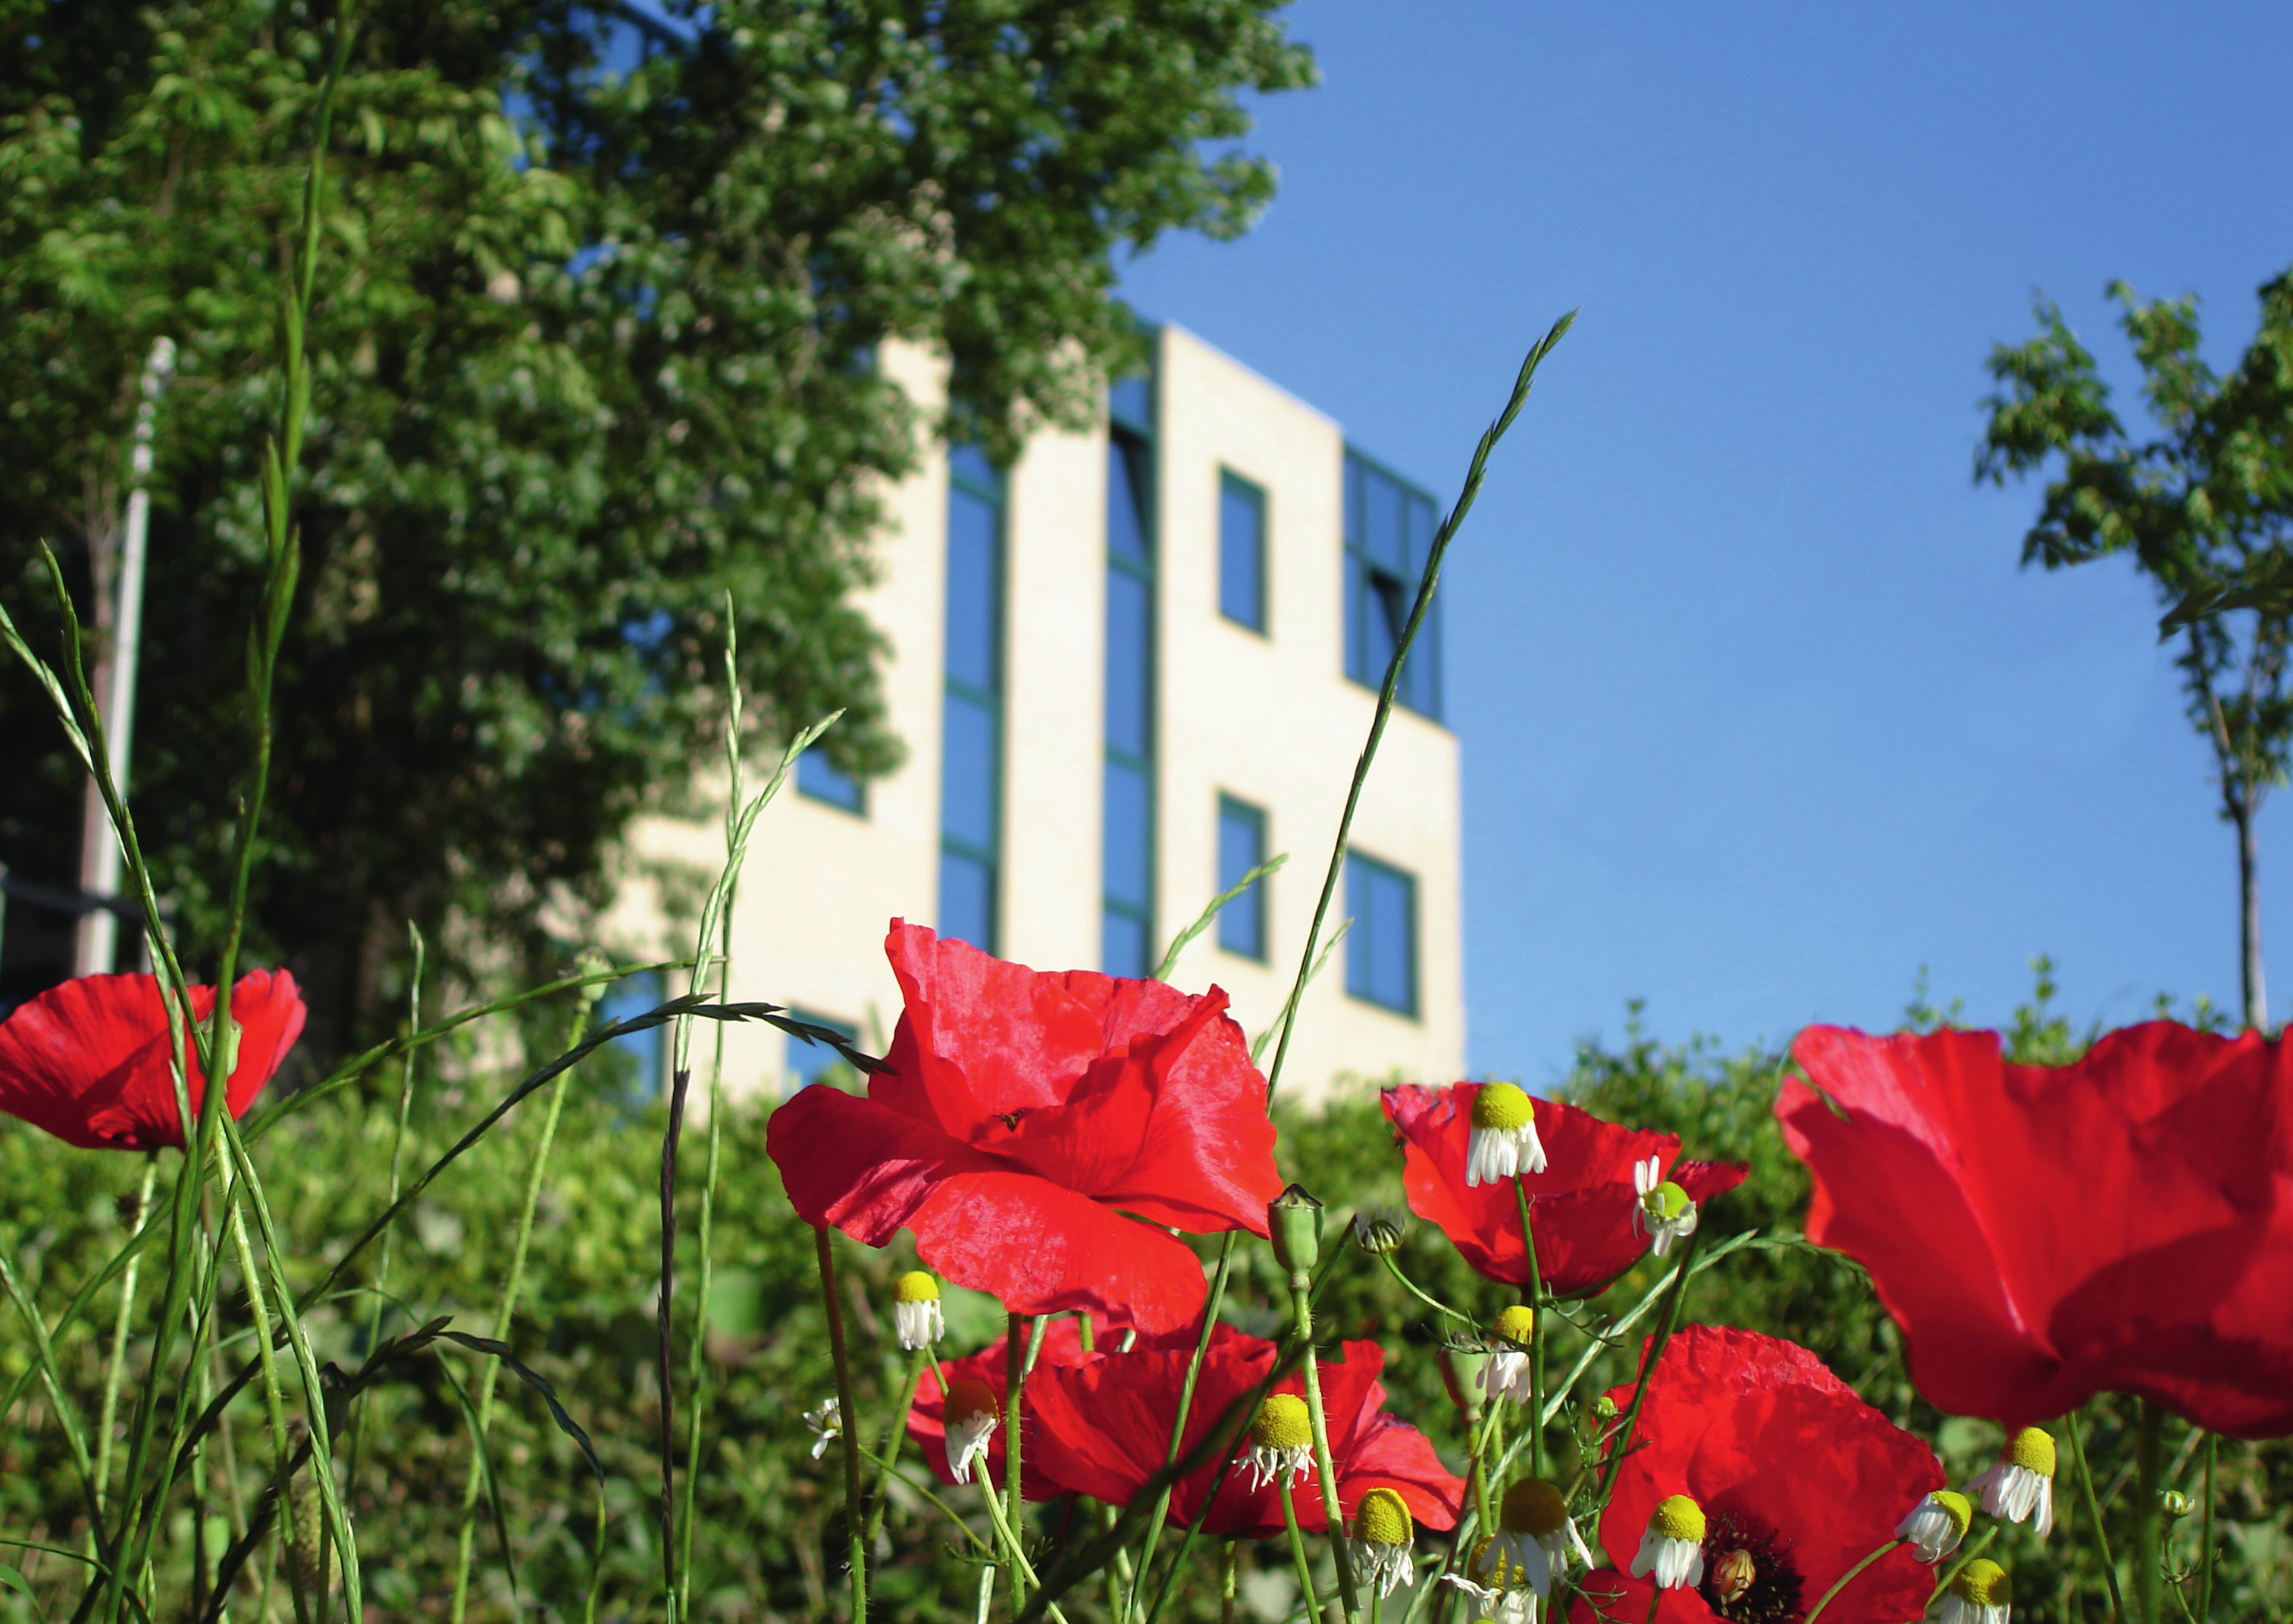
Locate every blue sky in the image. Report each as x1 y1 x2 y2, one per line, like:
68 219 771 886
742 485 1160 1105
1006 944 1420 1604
1117 2 2293 1082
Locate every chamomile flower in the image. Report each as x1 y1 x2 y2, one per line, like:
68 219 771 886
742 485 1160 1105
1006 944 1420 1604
1631 1156 1699 1258
803 1398 840 1462
1349 1487 1417 1599
1495 1478 1592 1597
1442 1538 1535 1624
1467 1083 1547 1186
1967 1428 2055 1539
892 1270 944 1350
1478 1305 1540 1407
1896 1488 1974 1563
942 1377 1001 1486
1242 1394 1315 1493
1630 1494 1707 1590
1936 1558 2012 1624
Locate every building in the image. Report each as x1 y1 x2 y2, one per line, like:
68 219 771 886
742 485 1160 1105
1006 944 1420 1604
605 324 1464 1104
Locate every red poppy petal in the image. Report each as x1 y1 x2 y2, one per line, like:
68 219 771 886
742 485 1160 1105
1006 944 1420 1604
906 1169 1214 1332
767 1081 1010 1245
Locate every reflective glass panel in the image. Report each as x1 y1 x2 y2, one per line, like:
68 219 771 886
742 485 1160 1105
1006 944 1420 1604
938 850 995 953
1217 797 1267 959
941 694 997 851
946 487 1000 692
1104 568 1153 758
1103 760 1151 909
1220 474 1265 631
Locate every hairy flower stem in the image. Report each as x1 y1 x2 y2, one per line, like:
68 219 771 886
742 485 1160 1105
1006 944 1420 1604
864 1346 931 1548
815 1226 866 1620
1004 1313 1051 1601
2069 1403 2127 1622
2135 1400 2165 1624
449 989 597 1622
1511 1178 1547 1478
1377 1254 1470 1331
1279 1467 1322 1624
1129 1234 1239 1619
1291 1272 1363 1624
1803 1538 1900 1623
1221 1541 1241 1624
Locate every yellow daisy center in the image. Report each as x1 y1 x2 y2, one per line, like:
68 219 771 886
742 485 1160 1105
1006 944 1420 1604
1641 1181 1691 1219
1471 1082 1535 1131
1493 1304 1538 1347
1253 1394 1313 1453
1930 1489 1973 1538
1355 1487 1413 1546
1952 1559 2011 1607
1649 1494 1706 1542
1500 1477 1569 1538
2005 1426 2056 1476
894 1270 940 1303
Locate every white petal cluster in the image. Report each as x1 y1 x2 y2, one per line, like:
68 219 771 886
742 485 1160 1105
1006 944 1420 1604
1968 1460 2053 1538
1631 1156 1700 1258
803 1398 841 1462
945 1408 998 1485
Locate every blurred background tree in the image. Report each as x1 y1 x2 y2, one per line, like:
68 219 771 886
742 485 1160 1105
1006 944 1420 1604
0 0 1314 1049
1977 270 2293 1029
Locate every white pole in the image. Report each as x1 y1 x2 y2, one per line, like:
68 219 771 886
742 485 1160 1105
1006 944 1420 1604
76 336 174 978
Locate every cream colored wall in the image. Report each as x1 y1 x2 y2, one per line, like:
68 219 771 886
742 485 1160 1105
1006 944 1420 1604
1148 326 1466 1097
602 328 1465 1103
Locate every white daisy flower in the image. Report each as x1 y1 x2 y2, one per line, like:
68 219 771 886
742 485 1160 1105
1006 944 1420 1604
1349 1487 1417 1599
803 1397 841 1462
941 1377 1001 1485
1495 1478 1593 1597
1896 1488 1974 1563
1443 1538 1535 1624
1477 1305 1540 1407
1936 1557 2012 1624
892 1270 944 1350
1630 1494 1706 1590
1467 1083 1547 1187
1242 1394 1315 1492
1631 1156 1699 1258
1967 1427 2055 1539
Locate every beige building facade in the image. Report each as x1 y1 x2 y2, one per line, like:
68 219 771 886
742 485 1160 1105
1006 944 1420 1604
609 324 1464 1103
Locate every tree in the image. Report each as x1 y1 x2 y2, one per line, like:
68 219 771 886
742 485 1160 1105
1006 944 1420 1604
0 0 1316 1047
1978 271 2293 1028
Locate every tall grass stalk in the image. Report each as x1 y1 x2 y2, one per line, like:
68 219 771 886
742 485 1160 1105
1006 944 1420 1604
447 983 605 1622
92 1156 159 1516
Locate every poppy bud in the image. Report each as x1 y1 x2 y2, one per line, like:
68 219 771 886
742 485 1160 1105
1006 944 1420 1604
1440 1344 1490 1418
1352 1204 1407 1254
1268 1184 1324 1276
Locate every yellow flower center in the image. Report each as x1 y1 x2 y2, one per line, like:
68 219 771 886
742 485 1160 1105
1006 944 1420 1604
944 1377 999 1427
1648 1494 1706 1542
1952 1559 2012 1607
1493 1304 1538 1347
1471 1081 1534 1131
2005 1426 2056 1477
1252 1394 1313 1453
1355 1487 1413 1546
1930 1489 1973 1538
894 1270 940 1303
1640 1181 1691 1220
1500 1477 1569 1538
1464 1535 1524 1589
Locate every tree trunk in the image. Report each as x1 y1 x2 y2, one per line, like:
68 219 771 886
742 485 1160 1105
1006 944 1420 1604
2238 801 2267 1031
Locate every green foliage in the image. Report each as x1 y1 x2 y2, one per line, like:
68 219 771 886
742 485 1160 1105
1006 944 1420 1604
0 0 1315 1046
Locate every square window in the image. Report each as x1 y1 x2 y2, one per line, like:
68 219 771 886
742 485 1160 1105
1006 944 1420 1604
1343 450 1444 722
1217 796 1268 960
1345 851 1418 1017
1219 471 1267 632
797 744 864 814
785 1009 858 1095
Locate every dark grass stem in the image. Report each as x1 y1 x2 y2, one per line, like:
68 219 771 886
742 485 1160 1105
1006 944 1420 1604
349 923 423 1504
1259 316 1571 1107
2069 1403 2127 1623
815 1226 868 1620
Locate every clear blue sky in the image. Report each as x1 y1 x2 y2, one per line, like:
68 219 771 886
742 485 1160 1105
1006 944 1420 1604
1117 2 2293 1083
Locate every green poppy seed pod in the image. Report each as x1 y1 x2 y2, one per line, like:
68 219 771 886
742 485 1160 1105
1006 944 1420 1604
1268 1183 1324 1277
1441 1344 1490 1417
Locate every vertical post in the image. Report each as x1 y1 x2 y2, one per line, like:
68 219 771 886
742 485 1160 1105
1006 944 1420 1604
75 336 175 977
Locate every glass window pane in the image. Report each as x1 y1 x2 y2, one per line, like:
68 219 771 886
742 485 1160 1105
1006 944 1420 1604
1108 435 1151 563
1102 909 1151 981
1363 465 1407 572
1105 568 1152 758
946 487 1000 691
949 443 1000 492
1109 376 1153 433
596 968 665 1100
797 744 863 813
941 693 997 851
1217 798 1266 959
1220 475 1265 631
1103 760 1151 909
938 850 995 953
1345 853 1417 1015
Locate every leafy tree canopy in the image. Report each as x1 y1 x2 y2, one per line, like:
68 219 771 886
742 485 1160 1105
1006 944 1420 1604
0 0 1315 1046
1978 270 2293 1025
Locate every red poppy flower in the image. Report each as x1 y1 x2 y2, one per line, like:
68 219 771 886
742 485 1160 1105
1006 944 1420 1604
1575 1325 1944 1624
1780 1023 2293 1438
1383 1084 1747 1299
1021 1322 1464 1538
907 1315 1099 1494
769 922 1284 1334
0 970 306 1153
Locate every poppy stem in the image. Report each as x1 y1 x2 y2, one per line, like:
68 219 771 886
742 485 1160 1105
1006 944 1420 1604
1290 1273 1364 1624
2196 1433 2217 1621
2068 1403 2126 1622
1511 1178 1546 1478
1221 1541 1241 1624
814 1225 866 1622
1129 1232 1240 1619
864 1345 931 1548
1004 1312 1049 1602
1280 1468 1323 1624
2134 1399 2165 1624
1802 1537 1900 1624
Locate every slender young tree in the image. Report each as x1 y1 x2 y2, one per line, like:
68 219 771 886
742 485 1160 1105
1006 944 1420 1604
1978 271 2293 1029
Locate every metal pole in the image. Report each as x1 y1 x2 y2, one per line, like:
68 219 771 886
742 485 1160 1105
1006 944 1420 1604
75 336 175 978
